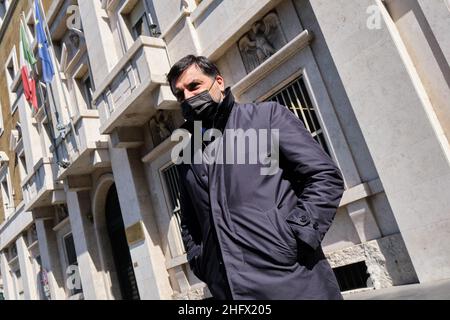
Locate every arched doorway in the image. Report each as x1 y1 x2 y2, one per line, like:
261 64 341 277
105 184 140 300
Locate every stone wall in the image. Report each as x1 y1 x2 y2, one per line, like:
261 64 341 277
326 233 418 290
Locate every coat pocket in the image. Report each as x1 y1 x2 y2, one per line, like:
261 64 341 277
264 205 298 265
285 207 321 251
229 204 297 266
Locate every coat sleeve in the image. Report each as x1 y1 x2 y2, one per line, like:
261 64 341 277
270 102 345 251
176 165 206 281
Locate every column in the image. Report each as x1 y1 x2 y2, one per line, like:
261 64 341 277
16 235 38 300
308 0 450 282
65 188 109 300
110 145 172 299
35 215 66 300
78 0 118 86
0 251 14 300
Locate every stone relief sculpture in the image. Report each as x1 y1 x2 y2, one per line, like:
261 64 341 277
68 26 84 50
149 110 175 147
238 12 287 73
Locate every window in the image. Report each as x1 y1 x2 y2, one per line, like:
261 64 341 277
73 61 95 112
18 152 27 181
63 233 82 296
75 72 95 110
1 178 12 212
4 47 18 109
122 0 159 44
267 76 330 155
160 163 185 258
0 101 4 136
13 123 27 181
64 234 77 268
81 75 93 109
9 243 17 260
131 11 151 40
13 269 24 300
0 166 14 218
0 2 6 23
5 58 14 81
0 0 11 25
333 261 371 292
161 165 182 231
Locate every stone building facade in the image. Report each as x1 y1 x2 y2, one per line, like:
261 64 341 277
0 0 54 300
0 0 449 299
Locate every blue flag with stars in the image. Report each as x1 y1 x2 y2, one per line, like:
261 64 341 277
35 0 54 83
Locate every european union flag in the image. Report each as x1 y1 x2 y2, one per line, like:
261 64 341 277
35 0 54 83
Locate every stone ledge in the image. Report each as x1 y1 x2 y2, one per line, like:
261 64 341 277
172 284 212 300
326 233 419 290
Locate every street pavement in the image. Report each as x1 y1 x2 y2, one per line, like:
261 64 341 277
343 279 450 300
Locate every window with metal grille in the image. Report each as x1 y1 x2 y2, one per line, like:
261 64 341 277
267 76 330 155
14 269 24 300
64 233 82 296
161 165 182 233
333 261 371 292
127 0 160 40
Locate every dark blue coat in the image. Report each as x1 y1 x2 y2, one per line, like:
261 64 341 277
177 91 345 300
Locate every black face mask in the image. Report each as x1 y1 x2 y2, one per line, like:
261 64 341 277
181 81 221 122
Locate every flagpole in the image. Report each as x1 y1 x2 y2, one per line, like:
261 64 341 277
38 80 62 166
35 0 80 155
23 9 62 167
34 0 63 126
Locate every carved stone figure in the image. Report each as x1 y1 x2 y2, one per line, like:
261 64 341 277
238 12 287 73
149 110 174 147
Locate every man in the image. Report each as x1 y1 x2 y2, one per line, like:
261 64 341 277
168 55 345 300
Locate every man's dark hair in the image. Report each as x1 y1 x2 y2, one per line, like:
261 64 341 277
167 55 221 94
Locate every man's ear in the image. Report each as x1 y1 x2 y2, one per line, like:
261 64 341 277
216 74 225 92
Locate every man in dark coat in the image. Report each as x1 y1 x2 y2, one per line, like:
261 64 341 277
168 55 345 300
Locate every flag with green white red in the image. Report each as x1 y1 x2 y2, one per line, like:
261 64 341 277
19 15 38 112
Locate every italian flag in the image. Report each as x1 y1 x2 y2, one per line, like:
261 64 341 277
20 17 38 112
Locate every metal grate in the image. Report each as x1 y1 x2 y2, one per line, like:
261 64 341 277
333 261 371 292
267 76 330 155
161 165 182 232
64 233 83 296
